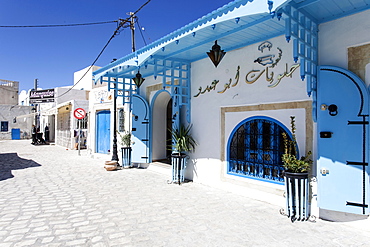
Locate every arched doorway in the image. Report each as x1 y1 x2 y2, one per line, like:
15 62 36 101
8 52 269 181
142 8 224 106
317 66 369 215
152 90 172 163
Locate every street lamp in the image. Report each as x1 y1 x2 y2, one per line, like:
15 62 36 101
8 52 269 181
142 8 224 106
111 79 119 163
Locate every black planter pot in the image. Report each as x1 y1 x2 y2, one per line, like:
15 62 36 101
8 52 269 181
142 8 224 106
121 147 132 168
282 171 310 222
171 153 187 185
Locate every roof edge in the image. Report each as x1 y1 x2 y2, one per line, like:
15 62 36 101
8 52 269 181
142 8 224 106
94 0 256 76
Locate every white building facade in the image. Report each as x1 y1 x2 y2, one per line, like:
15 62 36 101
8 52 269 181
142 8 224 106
93 0 370 222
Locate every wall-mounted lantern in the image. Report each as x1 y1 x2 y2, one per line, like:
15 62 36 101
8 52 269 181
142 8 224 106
132 71 145 88
207 40 226 68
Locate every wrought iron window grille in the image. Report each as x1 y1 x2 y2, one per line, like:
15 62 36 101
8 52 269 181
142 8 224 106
228 118 292 183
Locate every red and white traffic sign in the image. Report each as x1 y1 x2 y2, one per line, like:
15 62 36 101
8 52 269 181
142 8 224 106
73 108 86 120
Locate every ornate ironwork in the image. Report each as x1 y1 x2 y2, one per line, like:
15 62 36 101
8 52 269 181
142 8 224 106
228 118 290 183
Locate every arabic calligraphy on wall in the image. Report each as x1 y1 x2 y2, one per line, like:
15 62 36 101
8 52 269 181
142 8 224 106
94 90 113 103
194 41 300 98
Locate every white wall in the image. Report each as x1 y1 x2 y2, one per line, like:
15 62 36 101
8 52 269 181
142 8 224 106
139 35 312 205
319 9 370 70
55 87 88 105
88 86 128 158
151 91 171 161
73 65 101 91
189 35 310 184
0 105 33 140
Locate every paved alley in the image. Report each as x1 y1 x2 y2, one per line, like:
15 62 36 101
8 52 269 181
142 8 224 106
0 140 369 246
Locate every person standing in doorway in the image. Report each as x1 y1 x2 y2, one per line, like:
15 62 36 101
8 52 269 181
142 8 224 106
44 125 49 142
31 124 37 145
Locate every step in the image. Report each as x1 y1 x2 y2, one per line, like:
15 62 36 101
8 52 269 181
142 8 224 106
147 162 171 176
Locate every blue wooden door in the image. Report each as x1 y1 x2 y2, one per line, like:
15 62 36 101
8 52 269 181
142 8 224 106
11 128 20 140
317 66 369 215
96 110 111 154
132 95 150 163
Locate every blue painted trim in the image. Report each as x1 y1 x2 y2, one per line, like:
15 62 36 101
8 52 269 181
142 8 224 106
318 65 369 117
312 5 370 24
226 115 296 185
162 14 272 61
280 4 318 97
227 170 284 185
151 58 191 123
93 0 255 76
132 94 152 163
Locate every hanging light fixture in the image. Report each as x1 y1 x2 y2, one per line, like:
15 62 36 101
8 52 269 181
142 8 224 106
207 40 226 68
132 71 145 88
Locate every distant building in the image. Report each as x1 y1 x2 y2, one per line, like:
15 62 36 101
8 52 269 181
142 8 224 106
32 66 100 148
0 79 18 105
0 79 33 140
0 105 33 140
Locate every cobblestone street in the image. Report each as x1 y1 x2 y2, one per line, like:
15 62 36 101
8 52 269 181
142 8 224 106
0 140 369 246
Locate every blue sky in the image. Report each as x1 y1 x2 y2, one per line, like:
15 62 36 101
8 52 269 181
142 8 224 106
0 0 235 92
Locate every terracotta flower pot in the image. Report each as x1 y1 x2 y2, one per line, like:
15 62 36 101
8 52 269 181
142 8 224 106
104 160 117 171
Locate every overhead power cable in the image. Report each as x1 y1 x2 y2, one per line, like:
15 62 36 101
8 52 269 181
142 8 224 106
56 25 120 98
136 18 148 46
57 0 152 98
0 20 117 28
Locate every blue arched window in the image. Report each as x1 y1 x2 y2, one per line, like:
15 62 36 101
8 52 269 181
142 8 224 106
227 116 293 184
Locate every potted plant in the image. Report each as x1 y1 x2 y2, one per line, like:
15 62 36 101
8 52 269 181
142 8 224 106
281 116 313 222
169 124 197 185
118 131 132 168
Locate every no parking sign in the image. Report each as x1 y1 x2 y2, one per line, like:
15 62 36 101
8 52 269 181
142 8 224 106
73 108 86 120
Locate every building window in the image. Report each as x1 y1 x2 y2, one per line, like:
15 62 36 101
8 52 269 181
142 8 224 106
228 117 293 184
1 121 9 132
119 109 125 132
76 114 88 129
57 112 70 131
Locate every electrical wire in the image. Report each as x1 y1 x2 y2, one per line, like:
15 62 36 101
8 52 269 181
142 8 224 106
16 0 152 101
56 27 118 98
16 20 118 102
136 17 148 46
132 0 151 15
0 20 117 28
57 0 152 98
58 0 152 97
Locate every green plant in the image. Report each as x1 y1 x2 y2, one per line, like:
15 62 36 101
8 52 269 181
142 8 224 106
169 124 197 154
117 131 131 147
282 116 312 173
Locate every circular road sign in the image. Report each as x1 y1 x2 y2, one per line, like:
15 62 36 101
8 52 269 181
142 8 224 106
74 108 86 120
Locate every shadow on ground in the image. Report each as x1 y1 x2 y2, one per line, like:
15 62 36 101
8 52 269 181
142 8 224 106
0 153 41 181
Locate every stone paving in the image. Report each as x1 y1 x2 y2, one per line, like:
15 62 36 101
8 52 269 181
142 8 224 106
0 140 369 247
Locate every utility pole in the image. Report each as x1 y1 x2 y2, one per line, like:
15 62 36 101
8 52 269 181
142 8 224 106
129 12 136 52
128 12 136 157
111 12 137 165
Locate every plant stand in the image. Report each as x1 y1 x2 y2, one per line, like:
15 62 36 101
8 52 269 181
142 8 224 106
121 147 132 168
171 153 187 185
281 172 310 222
